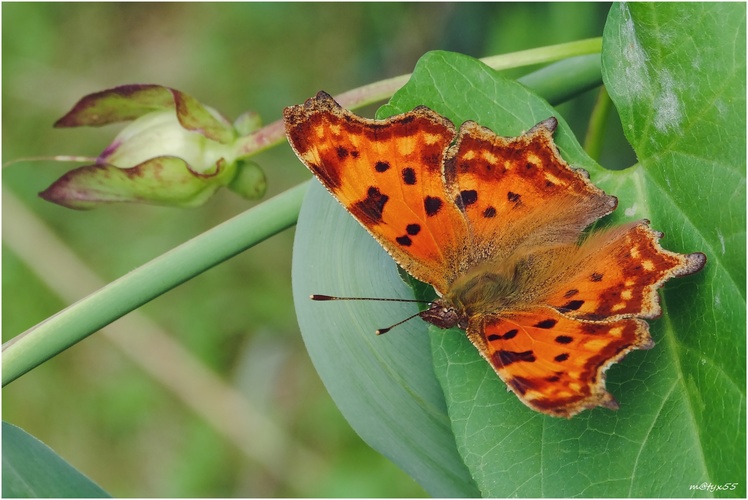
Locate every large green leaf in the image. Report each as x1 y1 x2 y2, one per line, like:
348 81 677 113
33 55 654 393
601 2 746 496
2 421 110 497
383 51 719 497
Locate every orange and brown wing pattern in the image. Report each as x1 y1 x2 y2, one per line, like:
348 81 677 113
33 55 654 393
284 91 468 291
544 221 707 321
443 118 618 265
468 308 654 418
287 92 707 418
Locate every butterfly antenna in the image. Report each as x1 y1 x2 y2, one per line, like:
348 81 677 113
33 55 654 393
311 294 429 303
310 294 430 335
375 310 425 335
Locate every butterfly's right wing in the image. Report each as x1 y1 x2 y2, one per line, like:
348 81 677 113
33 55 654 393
442 118 617 267
542 221 707 321
463 221 705 418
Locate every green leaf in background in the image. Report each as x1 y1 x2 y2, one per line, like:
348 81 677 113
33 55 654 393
602 2 746 496
3 421 111 498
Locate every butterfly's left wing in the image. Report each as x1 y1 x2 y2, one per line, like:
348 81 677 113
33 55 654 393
467 308 653 418
284 92 469 292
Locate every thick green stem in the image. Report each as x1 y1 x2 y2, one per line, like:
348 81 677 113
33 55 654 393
583 85 613 161
335 38 603 110
234 38 602 158
2 182 309 386
519 54 602 105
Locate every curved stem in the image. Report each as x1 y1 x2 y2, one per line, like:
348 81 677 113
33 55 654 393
2 181 310 386
584 85 613 161
334 38 603 110
519 54 602 106
234 38 603 158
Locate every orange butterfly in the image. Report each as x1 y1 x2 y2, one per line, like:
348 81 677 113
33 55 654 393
284 91 706 418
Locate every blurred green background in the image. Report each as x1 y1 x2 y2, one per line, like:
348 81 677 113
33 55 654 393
3 3 620 496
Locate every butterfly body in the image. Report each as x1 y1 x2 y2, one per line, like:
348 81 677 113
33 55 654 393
284 91 706 418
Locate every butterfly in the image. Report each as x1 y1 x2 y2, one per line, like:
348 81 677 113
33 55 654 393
283 91 706 418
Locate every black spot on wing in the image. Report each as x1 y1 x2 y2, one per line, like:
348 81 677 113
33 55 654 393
560 300 584 311
375 161 390 172
350 187 389 225
496 350 536 367
457 189 478 208
402 167 416 185
502 329 518 340
486 328 518 342
396 235 412 246
424 196 443 216
534 319 557 329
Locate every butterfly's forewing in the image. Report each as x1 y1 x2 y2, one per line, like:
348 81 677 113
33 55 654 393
443 119 617 268
284 91 468 292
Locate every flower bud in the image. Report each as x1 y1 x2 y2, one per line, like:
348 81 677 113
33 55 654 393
40 84 266 209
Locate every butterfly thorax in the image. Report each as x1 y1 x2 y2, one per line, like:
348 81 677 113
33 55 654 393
420 263 528 331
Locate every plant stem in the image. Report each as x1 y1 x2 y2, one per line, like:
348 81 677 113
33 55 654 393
519 54 602 106
235 38 602 158
584 85 613 161
334 38 603 110
2 181 310 386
